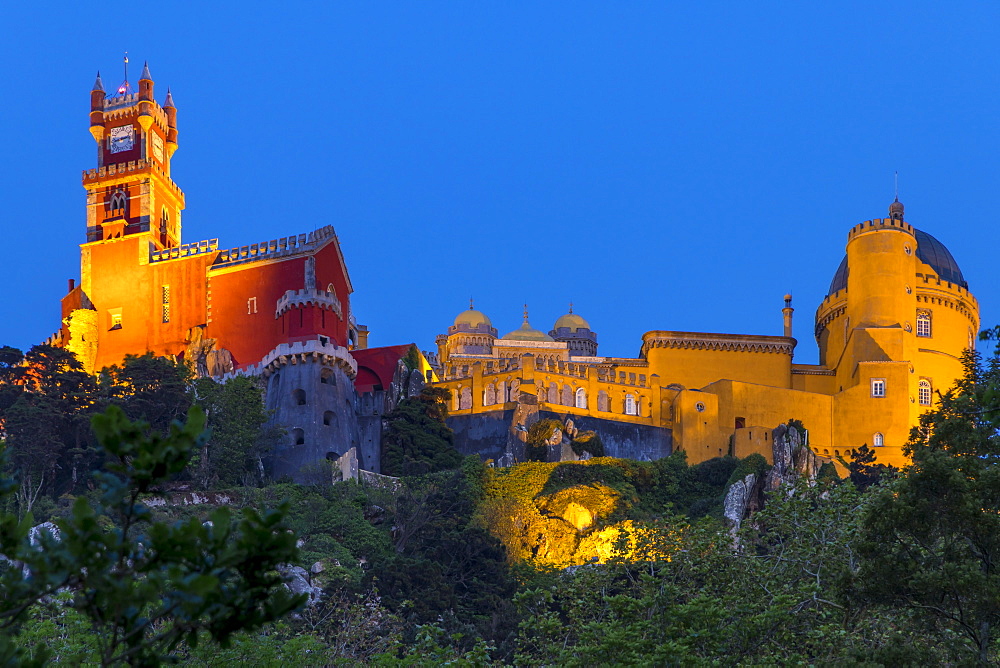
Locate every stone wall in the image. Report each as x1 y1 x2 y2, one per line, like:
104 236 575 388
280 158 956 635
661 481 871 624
447 409 672 464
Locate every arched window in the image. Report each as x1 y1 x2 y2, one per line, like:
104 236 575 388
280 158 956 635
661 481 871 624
484 383 496 406
537 386 547 403
497 381 507 403
454 388 463 411
916 311 932 338
320 368 334 385
548 382 558 404
918 379 932 406
561 385 572 406
293 389 306 406
575 388 587 409
110 190 127 212
873 432 884 447
625 394 636 416
460 386 472 410
323 411 335 426
291 428 305 446
598 390 610 412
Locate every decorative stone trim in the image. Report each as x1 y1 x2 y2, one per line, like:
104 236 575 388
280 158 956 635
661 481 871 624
222 339 357 381
641 331 795 357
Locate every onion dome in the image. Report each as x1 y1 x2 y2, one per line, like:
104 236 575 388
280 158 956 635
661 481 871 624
553 303 591 332
889 197 904 221
502 305 554 341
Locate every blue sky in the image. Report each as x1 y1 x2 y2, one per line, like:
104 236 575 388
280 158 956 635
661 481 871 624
1 2 998 365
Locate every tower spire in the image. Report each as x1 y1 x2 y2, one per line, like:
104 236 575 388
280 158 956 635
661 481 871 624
116 52 131 95
92 71 104 92
140 61 152 81
164 87 175 107
523 304 529 323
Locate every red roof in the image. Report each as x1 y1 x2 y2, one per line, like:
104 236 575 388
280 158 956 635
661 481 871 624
352 344 415 393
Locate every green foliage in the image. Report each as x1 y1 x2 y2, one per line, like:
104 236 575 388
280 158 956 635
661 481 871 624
569 430 605 458
192 376 279 488
401 345 421 372
0 405 303 666
382 387 461 477
841 443 897 491
856 349 1000 665
524 419 563 462
99 353 193 435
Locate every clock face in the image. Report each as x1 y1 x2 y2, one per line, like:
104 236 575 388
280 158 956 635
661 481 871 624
109 125 134 154
152 134 164 162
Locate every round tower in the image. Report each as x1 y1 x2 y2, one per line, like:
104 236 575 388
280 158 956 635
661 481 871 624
844 204 918 329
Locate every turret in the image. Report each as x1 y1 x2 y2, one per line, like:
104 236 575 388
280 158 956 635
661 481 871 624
137 62 154 133
89 72 106 143
163 88 178 158
845 207 916 329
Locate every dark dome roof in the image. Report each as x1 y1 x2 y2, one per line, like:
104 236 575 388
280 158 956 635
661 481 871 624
827 228 967 295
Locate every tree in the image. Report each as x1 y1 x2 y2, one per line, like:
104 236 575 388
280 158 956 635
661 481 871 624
856 349 1000 665
381 387 461 477
0 405 303 666
1 345 99 512
840 443 897 492
99 353 193 435
192 376 280 488
525 419 563 462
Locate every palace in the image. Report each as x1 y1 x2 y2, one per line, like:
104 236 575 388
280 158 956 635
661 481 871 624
51 65 433 480
432 199 979 470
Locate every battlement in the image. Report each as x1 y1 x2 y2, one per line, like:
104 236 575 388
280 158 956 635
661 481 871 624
275 288 343 319
82 159 184 199
150 239 219 263
212 225 338 269
847 218 914 241
102 93 139 110
221 338 358 381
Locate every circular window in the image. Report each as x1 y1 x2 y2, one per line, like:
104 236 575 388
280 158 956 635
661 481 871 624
905 285 911 294
904 245 912 255
904 322 912 332
695 402 706 412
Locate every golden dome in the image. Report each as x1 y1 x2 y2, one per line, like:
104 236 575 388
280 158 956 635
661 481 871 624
553 312 590 332
502 322 554 342
453 308 492 329
502 304 554 341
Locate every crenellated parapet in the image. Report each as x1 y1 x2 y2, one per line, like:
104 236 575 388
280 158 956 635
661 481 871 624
846 217 915 241
150 239 219 263
221 339 358 381
83 159 184 200
211 225 338 268
275 288 343 320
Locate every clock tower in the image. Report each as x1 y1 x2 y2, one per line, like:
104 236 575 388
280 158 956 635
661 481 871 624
84 63 183 249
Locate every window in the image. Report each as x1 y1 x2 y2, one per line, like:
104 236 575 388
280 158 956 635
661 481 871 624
873 432 884 447
108 308 123 330
109 190 127 212
625 394 636 415
871 379 886 398
320 368 334 385
323 411 334 426
575 388 587 409
916 310 932 338
247 297 257 314
293 389 306 406
291 428 305 446
918 379 932 406
161 285 170 323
